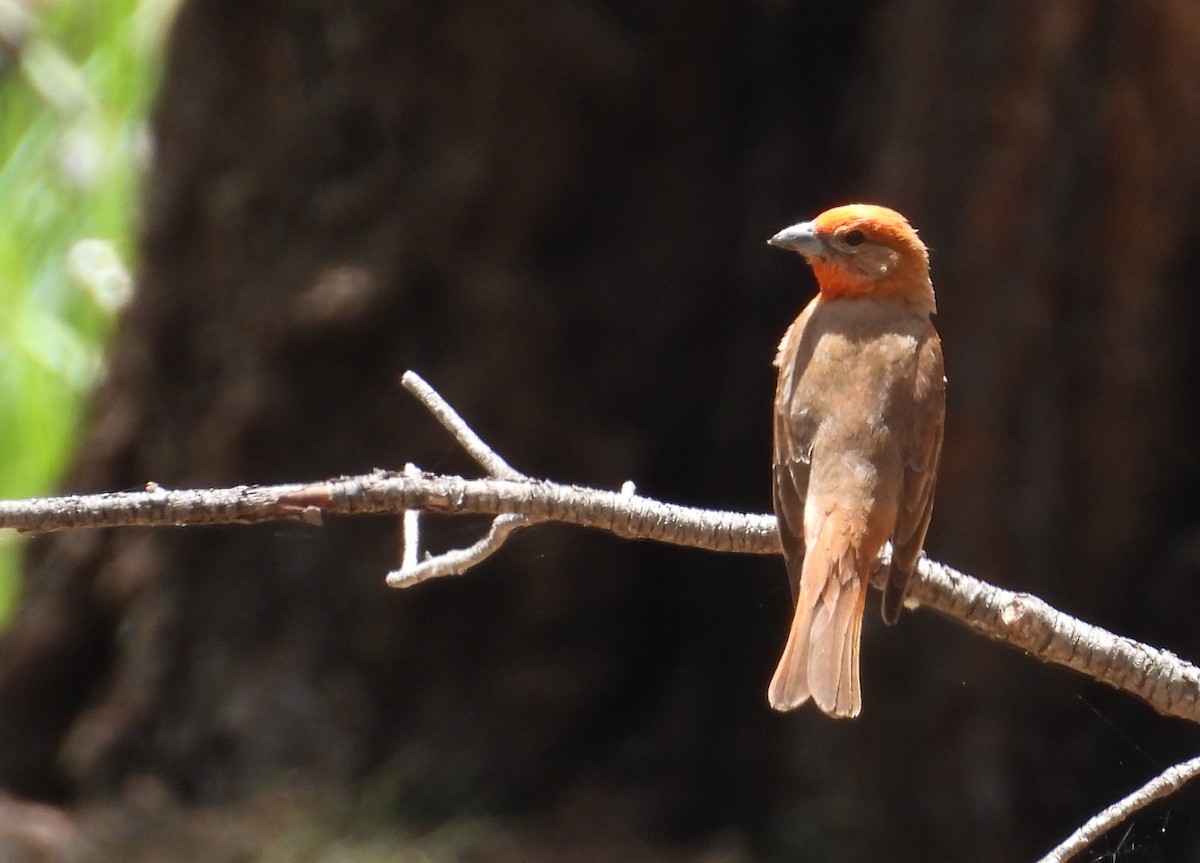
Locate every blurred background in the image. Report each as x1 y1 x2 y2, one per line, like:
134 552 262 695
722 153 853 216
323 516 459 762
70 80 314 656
3 1 1200 861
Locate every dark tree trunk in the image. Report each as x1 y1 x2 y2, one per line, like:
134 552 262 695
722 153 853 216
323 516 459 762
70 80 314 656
4 1 1200 860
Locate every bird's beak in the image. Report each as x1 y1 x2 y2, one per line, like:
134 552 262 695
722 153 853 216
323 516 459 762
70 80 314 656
767 220 823 256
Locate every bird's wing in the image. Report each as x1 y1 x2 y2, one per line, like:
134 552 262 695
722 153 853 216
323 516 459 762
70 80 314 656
772 299 820 601
882 323 945 623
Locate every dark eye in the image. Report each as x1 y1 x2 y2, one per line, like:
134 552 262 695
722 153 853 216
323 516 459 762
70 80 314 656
842 229 866 247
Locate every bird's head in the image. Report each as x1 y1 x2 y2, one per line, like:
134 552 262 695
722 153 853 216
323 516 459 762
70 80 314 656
768 204 935 314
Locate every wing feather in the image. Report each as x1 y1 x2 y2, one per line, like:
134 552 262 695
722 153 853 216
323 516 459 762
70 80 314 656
772 300 819 600
881 324 945 624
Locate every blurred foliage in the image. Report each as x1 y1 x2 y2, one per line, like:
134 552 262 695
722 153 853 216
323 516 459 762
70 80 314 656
0 0 175 620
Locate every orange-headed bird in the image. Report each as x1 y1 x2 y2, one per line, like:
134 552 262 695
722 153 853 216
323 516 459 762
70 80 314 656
766 204 945 717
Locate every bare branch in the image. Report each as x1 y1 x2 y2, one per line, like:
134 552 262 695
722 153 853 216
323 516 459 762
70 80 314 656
903 555 1200 724
285 472 780 554
400 371 524 480
387 513 528 587
0 374 1199 728
1037 754 1200 863
0 481 327 531
0 471 777 551
390 372 535 584
5 372 1195 857
399 463 424 573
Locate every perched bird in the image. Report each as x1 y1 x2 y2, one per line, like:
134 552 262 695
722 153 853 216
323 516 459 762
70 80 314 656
766 204 945 717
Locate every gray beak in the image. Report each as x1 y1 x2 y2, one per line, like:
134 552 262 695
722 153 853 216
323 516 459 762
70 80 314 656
767 220 823 255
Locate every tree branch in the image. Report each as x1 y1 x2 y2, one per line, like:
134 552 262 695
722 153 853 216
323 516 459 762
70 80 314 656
0 470 778 550
906 557 1200 723
5 370 1200 859
1036 754 1200 863
4 369 1195 859
0 373 1198 731
388 373 537 585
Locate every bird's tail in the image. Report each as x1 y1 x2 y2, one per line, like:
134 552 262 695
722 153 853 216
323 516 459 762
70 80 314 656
767 525 869 718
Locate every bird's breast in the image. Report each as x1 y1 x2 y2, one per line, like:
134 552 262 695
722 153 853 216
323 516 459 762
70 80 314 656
783 299 930 475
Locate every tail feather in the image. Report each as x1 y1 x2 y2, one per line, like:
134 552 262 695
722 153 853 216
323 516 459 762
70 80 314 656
807 559 867 717
767 593 814 711
768 530 869 718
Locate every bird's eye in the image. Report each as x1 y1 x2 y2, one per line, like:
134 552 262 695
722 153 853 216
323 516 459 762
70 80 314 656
842 229 866 247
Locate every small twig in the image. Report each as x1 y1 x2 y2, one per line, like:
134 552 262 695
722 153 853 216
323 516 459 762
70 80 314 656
1037 754 1200 863
389 372 536 585
400 371 523 480
387 513 527 587
400 463 422 572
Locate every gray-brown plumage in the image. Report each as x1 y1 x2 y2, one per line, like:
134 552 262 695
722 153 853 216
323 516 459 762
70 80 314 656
766 204 945 717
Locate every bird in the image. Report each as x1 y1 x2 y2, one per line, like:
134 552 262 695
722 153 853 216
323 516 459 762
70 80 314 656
765 204 945 717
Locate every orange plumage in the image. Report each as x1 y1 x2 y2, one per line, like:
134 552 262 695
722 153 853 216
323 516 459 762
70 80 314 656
766 204 945 717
